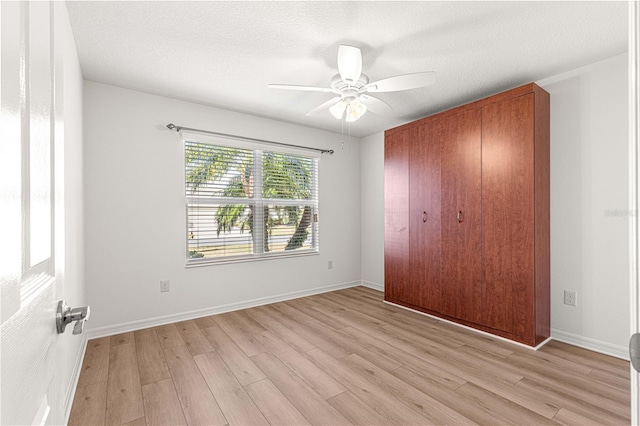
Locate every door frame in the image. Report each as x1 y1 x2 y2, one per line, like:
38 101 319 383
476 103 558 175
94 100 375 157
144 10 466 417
629 1 639 424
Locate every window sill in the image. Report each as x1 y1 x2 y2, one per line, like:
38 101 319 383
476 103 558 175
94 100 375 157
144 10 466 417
185 249 319 268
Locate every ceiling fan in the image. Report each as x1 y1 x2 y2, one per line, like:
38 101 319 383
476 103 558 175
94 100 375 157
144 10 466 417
268 45 436 122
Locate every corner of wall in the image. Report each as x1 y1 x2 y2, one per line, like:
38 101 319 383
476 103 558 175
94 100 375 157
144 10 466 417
359 132 385 291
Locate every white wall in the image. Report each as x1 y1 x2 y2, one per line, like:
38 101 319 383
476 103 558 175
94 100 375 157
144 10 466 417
360 132 385 290
359 53 629 357
538 53 629 357
83 82 361 333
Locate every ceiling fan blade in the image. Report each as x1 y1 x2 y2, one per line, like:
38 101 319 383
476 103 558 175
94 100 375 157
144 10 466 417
364 71 436 93
306 96 342 116
268 84 336 93
337 45 362 85
359 94 393 114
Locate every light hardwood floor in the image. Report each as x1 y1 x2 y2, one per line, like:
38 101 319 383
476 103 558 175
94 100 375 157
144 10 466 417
69 286 630 425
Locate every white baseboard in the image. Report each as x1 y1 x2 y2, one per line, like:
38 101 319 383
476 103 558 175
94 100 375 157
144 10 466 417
85 280 361 339
551 328 630 360
360 280 384 292
63 335 88 424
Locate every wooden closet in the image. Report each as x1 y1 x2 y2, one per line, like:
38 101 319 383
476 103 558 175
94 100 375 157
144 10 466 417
384 83 550 346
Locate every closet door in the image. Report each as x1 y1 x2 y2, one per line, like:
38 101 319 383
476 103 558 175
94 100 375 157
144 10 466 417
440 109 483 324
482 94 535 337
409 125 442 311
384 129 410 302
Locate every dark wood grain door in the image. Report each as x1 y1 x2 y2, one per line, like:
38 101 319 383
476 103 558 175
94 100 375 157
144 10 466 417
384 129 410 302
440 109 483 324
409 125 442 310
481 94 535 336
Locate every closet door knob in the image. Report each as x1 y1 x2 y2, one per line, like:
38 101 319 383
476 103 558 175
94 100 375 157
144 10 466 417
422 211 427 223
457 210 464 223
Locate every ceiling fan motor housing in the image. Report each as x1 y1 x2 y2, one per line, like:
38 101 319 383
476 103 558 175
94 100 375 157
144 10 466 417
331 73 369 93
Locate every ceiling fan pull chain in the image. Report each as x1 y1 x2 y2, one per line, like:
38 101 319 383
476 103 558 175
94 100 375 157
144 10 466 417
341 115 345 150
348 119 351 155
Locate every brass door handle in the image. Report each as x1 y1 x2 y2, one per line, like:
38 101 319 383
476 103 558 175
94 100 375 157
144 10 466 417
422 211 427 223
457 210 464 223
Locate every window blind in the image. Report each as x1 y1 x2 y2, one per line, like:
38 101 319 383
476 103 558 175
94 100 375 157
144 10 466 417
185 138 319 264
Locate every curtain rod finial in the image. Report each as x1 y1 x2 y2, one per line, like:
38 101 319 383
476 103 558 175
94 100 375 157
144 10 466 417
167 123 178 131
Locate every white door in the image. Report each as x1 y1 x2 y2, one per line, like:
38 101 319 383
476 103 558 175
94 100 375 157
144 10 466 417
1 2 64 424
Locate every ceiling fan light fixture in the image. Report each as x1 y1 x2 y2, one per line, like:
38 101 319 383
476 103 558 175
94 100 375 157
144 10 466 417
329 99 347 119
345 98 367 122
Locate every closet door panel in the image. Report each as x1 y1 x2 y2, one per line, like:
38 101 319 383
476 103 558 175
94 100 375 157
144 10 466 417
384 130 410 302
440 109 483 324
409 125 442 311
482 94 535 336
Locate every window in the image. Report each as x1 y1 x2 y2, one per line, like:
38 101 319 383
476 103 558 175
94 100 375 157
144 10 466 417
184 133 319 265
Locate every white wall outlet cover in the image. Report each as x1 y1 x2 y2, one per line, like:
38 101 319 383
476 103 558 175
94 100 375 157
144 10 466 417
563 290 577 306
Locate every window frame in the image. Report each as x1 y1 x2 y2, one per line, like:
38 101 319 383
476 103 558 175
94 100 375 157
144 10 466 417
183 131 320 267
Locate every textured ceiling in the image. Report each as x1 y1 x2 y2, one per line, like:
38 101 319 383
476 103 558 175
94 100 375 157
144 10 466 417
67 1 628 138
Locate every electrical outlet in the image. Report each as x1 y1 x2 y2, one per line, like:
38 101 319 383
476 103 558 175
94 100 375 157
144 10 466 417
328 260 333 270
564 290 576 306
160 280 170 293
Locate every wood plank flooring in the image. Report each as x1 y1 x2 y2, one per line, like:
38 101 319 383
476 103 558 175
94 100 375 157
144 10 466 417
69 286 630 425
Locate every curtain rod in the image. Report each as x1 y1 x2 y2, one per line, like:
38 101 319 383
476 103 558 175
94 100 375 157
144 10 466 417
166 123 334 155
